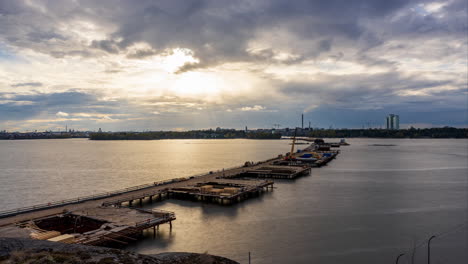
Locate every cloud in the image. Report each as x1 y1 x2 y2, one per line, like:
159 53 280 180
11 82 43 87
241 105 265 111
55 111 69 117
0 91 125 123
90 39 121 54
0 0 416 66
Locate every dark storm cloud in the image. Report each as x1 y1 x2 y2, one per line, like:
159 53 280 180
276 71 467 115
90 39 121 54
27 30 67 42
14 92 96 107
1 0 465 68
0 0 422 63
0 91 123 121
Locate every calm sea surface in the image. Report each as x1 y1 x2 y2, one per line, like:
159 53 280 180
0 138 467 263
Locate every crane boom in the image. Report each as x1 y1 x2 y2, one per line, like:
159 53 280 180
289 128 297 159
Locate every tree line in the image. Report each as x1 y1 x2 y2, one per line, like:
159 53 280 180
89 130 282 140
306 127 467 138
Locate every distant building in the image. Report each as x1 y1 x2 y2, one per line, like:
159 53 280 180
386 114 399 130
301 113 304 129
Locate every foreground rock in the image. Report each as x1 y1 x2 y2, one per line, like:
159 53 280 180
0 238 238 264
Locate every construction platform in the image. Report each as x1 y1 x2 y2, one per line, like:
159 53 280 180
167 180 274 205
223 165 311 179
13 207 175 246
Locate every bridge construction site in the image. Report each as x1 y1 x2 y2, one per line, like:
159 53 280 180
0 138 344 247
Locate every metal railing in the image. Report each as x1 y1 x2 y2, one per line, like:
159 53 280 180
134 210 176 227
0 178 188 218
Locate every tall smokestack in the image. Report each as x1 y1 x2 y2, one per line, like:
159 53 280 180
301 113 304 129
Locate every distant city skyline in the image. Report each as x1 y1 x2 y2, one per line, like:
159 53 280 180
0 1 467 132
386 114 400 130
0 111 466 133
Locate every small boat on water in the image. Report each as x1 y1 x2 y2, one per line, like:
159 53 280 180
340 138 350 145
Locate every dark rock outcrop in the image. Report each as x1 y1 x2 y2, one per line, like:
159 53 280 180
0 238 238 264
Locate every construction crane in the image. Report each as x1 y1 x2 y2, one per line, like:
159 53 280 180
287 128 298 160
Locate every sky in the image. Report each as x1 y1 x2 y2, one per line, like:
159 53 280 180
0 0 467 132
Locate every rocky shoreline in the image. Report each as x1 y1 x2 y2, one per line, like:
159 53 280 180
0 238 239 264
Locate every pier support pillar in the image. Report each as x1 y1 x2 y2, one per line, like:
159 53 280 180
139 198 143 206
169 221 172 230
129 200 133 206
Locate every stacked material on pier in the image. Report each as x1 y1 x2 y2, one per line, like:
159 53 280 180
223 187 239 194
75 225 134 245
166 180 274 205
30 230 61 240
315 143 331 151
150 209 174 219
211 189 223 194
47 234 76 244
289 151 321 163
200 185 213 193
239 165 311 179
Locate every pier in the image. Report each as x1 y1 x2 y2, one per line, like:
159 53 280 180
15 207 176 246
0 140 340 247
224 165 311 179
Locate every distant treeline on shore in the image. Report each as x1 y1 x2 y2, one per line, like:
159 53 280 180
2 127 466 140
89 127 467 140
0 132 89 140
89 130 282 140
306 127 467 138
